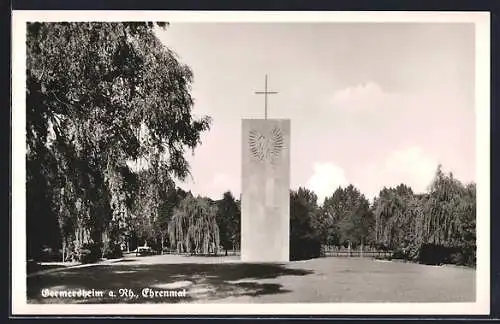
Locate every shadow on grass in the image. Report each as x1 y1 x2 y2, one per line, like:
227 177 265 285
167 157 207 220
27 262 67 275
27 263 312 304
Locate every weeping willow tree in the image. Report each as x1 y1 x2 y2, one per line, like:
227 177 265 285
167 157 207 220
167 195 220 255
456 182 476 264
372 165 476 265
422 165 471 247
373 184 414 249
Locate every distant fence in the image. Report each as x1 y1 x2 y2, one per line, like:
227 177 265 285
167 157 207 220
132 246 391 259
158 248 241 256
321 246 393 258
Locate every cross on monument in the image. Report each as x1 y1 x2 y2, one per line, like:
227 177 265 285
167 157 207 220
255 74 278 119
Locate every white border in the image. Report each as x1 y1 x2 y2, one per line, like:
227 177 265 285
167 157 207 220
11 10 491 316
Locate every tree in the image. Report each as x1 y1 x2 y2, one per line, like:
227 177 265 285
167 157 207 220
370 165 476 266
289 188 322 260
419 165 476 265
216 191 241 255
152 186 188 253
373 185 414 249
319 187 344 246
167 195 220 255
457 183 476 265
321 185 374 250
334 185 373 248
26 22 211 261
423 165 467 246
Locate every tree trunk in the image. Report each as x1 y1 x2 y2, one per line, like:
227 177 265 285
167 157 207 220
161 234 164 255
62 240 66 263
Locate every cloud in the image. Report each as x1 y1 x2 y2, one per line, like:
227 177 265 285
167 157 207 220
329 81 402 113
332 81 382 102
307 162 349 204
361 146 438 199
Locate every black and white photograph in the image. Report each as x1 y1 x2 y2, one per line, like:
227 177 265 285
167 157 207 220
11 11 490 315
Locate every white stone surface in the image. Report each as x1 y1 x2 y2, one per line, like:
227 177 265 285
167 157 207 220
241 119 290 262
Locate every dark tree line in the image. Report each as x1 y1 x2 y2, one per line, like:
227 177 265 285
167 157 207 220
289 165 476 266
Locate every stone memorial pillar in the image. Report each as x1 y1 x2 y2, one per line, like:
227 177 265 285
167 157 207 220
241 119 290 262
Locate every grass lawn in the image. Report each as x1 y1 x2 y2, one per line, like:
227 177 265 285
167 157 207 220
27 254 475 304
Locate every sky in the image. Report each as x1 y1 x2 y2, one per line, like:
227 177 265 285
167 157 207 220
155 22 476 203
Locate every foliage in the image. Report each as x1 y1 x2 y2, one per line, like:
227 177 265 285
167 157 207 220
26 22 211 262
167 195 220 255
289 165 475 267
289 188 322 260
372 165 476 266
79 242 103 264
102 242 123 260
372 184 416 249
321 185 374 248
216 191 241 254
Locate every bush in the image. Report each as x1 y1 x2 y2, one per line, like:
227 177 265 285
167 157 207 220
406 243 421 261
416 243 464 266
390 243 421 262
391 248 407 260
32 246 62 262
417 244 443 265
449 252 465 265
46 247 62 262
290 237 321 261
78 242 102 264
463 246 476 267
385 243 476 267
102 243 123 259
448 246 476 267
